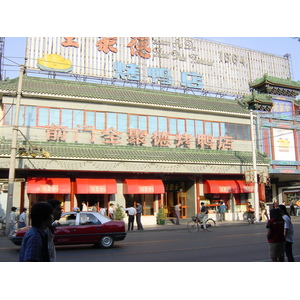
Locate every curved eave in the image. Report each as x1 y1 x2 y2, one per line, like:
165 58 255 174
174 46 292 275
0 155 269 166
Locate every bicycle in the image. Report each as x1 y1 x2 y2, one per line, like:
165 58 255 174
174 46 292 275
243 211 256 224
187 215 216 232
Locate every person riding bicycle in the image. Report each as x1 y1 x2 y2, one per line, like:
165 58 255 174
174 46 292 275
198 202 209 230
247 204 255 224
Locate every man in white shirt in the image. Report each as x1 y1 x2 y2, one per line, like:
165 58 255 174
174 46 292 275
279 204 294 262
9 207 17 236
18 208 27 228
108 203 115 220
81 202 88 211
125 206 137 231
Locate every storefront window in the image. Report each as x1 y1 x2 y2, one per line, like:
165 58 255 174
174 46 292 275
118 113 127 132
74 110 84 127
62 109 73 128
169 118 176 134
148 116 157 133
158 117 167 132
186 119 195 135
244 125 250 140
85 111 95 127
38 107 49 126
195 120 203 135
144 194 154 215
10 104 252 142
107 112 117 128
95 112 104 130
50 108 60 125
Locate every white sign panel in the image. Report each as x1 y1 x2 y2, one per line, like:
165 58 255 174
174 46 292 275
273 128 296 161
25 37 291 95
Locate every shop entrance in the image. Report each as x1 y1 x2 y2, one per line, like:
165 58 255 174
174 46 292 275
165 191 187 218
76 194 109 211
30 194 67 209
124 194 155 215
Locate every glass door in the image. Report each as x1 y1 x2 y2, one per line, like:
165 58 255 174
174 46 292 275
177 191 187 218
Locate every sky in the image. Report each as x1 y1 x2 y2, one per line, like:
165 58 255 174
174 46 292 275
2 37 300 83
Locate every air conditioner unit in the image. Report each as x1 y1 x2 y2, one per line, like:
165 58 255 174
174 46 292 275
0 183 8 191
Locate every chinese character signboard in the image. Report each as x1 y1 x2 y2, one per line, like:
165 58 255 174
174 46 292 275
25 37 290 95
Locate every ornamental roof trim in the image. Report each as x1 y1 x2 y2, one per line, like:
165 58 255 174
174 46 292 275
0 141 270 165
0 76 250 115
250 73 300 89
243 91 273 104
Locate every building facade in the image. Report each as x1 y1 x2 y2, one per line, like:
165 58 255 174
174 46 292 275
0 75 270 224
245 74 300 208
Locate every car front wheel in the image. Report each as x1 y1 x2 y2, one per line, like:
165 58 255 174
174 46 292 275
98 235 114 248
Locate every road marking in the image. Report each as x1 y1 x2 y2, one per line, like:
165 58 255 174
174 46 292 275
122 239 181 245
220 233 265 238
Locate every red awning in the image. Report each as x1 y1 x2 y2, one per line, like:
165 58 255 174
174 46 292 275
235 180 254 193
27 178 71 194
75 178 117 194
203 180 253 194
123 179 165 194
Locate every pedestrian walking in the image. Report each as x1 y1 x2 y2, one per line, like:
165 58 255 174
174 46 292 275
99 207 106 216
9 207 18 236
19 202 53 262
290 199 296 216
266 208 285 262
108 203 115 220
46 199 62 262
81 201 88 211
18 208 27 228
279 204 295 262
174 203 181 225
125 206 137 231
218 201 227 222
136 202 144 230
259 200 268 222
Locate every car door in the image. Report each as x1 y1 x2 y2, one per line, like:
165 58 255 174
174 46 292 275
54 212 79 245
74 213 102 244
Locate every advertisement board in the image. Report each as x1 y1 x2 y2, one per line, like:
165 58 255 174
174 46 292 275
25 37 291 95
273 128 296 161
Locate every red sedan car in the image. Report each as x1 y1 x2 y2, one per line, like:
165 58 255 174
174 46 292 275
10 211 127 248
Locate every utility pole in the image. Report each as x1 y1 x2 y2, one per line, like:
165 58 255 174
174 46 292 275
5 65 25 235
250 110 260 222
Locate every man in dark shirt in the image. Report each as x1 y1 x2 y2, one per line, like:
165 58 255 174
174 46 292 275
136 202 144 230
19 202 53 262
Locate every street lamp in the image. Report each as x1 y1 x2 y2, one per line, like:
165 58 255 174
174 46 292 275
5 65 25 235
250 110 260 222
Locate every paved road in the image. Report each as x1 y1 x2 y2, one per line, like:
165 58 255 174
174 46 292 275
1 222 299 262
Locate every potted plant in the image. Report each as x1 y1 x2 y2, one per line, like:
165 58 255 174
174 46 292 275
114 204 126 220
156 206 166 225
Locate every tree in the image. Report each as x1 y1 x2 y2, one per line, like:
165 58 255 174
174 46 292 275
114 203 126 220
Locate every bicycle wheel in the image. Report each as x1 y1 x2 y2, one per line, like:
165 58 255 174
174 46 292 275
187 220 199 233
205 218 216 232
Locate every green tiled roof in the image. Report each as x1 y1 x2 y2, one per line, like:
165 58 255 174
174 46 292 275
0 142 269 165
0 76 250 115
243 91 273 104
250 73 300 90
